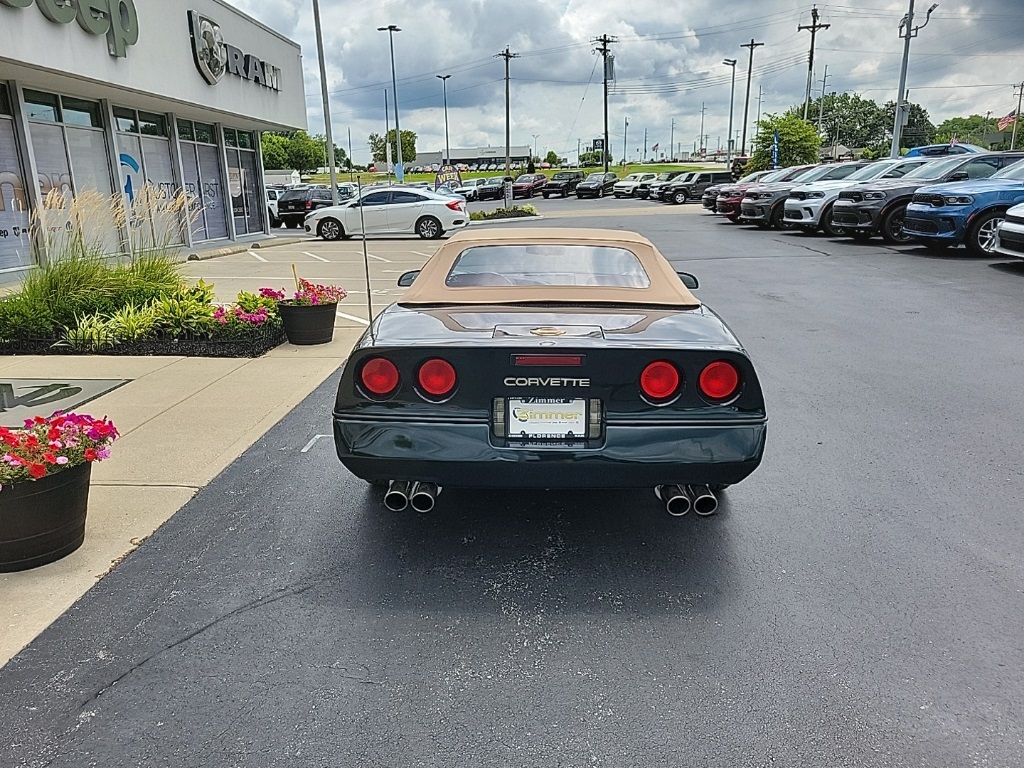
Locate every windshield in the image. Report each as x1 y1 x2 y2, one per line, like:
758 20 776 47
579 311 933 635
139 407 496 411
903 156 966 179
586 174 605 181
446 245 651 288
515 175 532 182
622 174 641 182
757 169 790 183
552 173 576 180
992 159 1024 180
738 171 766 183
655 173 675 181
786 167 820 182
844 162 900 182
485 177 504 186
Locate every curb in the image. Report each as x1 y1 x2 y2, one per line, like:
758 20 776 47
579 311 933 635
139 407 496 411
187 236 307 261
469 215 545 226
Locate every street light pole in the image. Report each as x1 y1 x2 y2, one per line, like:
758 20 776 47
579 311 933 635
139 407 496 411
623 117 629 166
532 133 539 163
436 74 451 164
312 0 338 204
890 1 938 157
377 25 404 179
723 59 737 166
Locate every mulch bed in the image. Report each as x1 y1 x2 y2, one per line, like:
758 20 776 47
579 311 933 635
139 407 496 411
0 327 287 358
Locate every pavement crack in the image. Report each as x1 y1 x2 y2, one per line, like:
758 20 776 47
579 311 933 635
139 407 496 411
74 581 320 713
771 238 832 257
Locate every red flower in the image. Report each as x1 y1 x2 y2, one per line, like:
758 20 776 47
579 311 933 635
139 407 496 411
3 434 20 448
24 435 39 448
33 416 45 425
47 427 62 441
28 463 47 479
43 452 57 464
84 448 98 461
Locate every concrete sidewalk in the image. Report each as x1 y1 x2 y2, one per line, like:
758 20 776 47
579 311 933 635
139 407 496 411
0 329 362 666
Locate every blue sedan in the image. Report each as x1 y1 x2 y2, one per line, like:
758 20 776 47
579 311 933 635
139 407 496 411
903 159 1024 255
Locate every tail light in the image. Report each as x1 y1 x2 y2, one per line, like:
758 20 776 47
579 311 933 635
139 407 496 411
445 200 464 212
360 358 400 396
305 200 314 209
417 358 457 397
639 361 680 401
699 361 740 400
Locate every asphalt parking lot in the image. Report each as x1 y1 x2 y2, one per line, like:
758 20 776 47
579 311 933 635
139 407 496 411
4 196 1024 766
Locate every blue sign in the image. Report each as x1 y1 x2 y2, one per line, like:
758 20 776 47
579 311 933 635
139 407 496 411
771 130 780 169
119 153 141 203
395 162 405 182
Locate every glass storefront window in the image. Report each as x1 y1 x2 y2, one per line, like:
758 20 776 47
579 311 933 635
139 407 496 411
194 122 214 144
177 119 194 141
113 107 138 133
237 131 253 150
23 90 60 122
223 128 237 148
61 97 103 128
138 112 166 137
0 85 11 117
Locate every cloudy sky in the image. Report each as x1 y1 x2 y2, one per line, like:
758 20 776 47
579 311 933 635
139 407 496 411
230 0 1024 164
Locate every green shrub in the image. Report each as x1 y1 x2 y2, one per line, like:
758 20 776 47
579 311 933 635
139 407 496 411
63 313 117 352
152 292 215 338
106 302 159 341
0 295 57 340
235 290 279 318
19 254 118 328
109 253 185 306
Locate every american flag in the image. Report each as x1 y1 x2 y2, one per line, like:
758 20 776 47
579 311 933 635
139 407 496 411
950 135 959 146
998 110 1017 131
651 143 659 152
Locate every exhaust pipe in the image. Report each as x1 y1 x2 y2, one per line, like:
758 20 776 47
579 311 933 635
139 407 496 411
384 480 412 512
657 484 692 517
409 482 438 514
688 485 718 516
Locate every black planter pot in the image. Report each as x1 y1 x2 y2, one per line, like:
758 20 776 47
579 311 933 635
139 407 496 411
0 462 92 572
278 301 337 345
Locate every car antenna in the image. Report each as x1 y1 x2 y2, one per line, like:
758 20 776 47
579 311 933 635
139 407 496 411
355 176 374 335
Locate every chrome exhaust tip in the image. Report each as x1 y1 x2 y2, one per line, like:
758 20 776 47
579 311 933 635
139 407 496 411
659 484 692 517
384 480 412 512
409 482 438 514
688 485 718 516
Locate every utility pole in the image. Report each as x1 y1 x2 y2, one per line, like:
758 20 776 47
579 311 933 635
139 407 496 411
623 116 629 167
669 118 675 162
643 128 648 162
312 0 338 204
436 74 451 164
817 64 831 136
740 39 765 156
1012 82 1024 151
890 1 938 157
798 5 830 121
723 58 737 165
594 34 617 172
698 103 706 157
755 85 763 145
496 46 519 175
577 137 581 166
347 126 353 181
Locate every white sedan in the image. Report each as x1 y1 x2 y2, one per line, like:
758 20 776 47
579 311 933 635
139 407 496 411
304 188 470 240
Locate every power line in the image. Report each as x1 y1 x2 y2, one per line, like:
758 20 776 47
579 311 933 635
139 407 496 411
798 5 831 120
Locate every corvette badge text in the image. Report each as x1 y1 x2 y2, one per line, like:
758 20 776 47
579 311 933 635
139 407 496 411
0 0 140 58
189 10 281 91
504 377 590 387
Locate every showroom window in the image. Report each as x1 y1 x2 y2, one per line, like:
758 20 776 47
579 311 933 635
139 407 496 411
177 119 228 241
224 127 263 236
115 106 182 246
0 83 32 270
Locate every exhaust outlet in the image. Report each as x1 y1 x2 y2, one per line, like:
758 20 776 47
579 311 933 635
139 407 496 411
658 484 692 517
409 482 438 514
384 480 412 512
688 485 718 516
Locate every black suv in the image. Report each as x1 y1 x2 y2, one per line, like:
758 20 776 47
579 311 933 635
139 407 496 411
660 171 734 204
276 187 334 229
543 171 585 198
831 152 1024 243
638 171 687 200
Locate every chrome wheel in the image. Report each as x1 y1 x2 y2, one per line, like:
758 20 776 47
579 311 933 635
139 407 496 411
417 216 442 239
318 218 342 240
977 216 1003 253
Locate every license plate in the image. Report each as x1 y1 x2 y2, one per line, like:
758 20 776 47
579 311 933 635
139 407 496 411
507 398 587 440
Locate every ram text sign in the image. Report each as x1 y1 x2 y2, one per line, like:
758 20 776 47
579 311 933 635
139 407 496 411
189 10 281 91
0 0 140 58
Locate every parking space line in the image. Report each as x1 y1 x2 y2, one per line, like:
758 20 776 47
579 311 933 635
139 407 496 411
410 251 432 258
367 253 391 262
249 251 267 262
303 251 330 262
337 311 370 325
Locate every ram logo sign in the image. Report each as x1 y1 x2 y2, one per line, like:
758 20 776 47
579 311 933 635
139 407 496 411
188 10 281 91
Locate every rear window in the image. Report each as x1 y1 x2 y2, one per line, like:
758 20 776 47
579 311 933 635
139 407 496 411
552 173 577 180
445 245 651 288
279 189 310 202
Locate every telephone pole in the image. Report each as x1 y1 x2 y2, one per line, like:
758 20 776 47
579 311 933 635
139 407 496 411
890 1 938 157
669 118 675 162
798 5 830 120
817 64 831 136
740 39 765 156
594 34 617 172
1011 82 1024 150
623 116 629 166
698 103 706 157
312 0 338 203
643 128 648 161
495 46 519 175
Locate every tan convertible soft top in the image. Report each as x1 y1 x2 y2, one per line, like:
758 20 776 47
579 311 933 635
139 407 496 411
398 228 701 307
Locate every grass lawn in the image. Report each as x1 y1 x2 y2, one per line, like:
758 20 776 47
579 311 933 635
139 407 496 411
308 163 722 186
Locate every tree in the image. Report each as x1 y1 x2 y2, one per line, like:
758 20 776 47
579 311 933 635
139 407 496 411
934 114 997 146
788 92 888 150
544 150 560 165
883 100 935 150
367 130 418 166
261 133 289 170
311 134 349 170
748 113 822 172
527 157 536 173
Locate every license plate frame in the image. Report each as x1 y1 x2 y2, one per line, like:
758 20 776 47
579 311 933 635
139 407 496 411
505 397 588 440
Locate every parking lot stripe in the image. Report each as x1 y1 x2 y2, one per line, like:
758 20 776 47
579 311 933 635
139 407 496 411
337 311 370 325
249 251 267 262
303 251 330 262
410 251 432 258
366 253 391 262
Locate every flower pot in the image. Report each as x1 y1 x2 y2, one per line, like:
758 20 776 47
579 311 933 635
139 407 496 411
0 463 92 572
278 301 337 345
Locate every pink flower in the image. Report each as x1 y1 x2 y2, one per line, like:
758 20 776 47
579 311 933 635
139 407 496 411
97 447 111 460
55 456 69 465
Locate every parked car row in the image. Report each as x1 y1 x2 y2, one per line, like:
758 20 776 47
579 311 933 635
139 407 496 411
701 151 1024 257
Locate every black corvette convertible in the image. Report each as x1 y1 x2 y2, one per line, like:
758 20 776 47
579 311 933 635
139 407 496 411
333 228 767 515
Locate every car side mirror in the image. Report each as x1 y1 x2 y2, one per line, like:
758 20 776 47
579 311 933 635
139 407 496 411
676 271 699 290
397 270 420 287
948 171 969 181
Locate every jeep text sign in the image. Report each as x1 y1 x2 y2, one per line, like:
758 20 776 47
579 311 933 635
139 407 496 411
0 0 140 58
189 10 282 91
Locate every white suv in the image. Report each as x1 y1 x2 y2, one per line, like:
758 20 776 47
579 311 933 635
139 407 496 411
266 188 283 228
613 173 656 198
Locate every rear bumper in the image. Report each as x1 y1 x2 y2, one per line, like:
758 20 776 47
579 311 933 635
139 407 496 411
334 417 767 488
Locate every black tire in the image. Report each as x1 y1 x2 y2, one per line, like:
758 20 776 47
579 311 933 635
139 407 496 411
317 217 344 241
416 216 443 240
881 204 912 244
672 190 688 205
269 211 282 229
966 210 1006 256
770 203 792 230
542 193 549 199
285 220 299 229
820 204 842 237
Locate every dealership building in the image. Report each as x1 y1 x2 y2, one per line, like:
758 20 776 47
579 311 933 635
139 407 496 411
0 0 306 275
